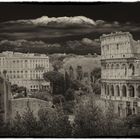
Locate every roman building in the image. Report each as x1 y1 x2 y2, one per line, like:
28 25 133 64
100 32 140 117
0 51 50 92
0 73 11 123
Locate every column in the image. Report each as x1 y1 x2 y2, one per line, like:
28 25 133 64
120 85 122 98
134 84 138 98
126 85 129 98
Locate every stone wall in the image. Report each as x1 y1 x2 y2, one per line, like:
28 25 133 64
10 98 52 120
100 32 133 59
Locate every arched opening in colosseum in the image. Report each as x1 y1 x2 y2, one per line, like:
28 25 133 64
116 64 120 69
110 85 114 96
137 86 140 98
129 85 135 97
106 64 108 69
122 64 127 76
111 64 114 69
104 84 106 95
107 85 110 95
129 64 135 75
116 85 120 96
122 85 127 97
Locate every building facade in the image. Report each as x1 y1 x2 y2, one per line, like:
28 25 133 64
0 51 50 92
100 32 140 117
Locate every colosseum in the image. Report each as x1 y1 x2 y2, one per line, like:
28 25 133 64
100 31 140 117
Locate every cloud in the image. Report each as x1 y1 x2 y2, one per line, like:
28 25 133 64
95 20 106 25
0 39 46 47
8 16 96 28
81 38 99 46
1 16 140 42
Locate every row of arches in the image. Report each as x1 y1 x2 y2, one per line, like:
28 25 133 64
102 62 136 78
102 84 140 98
102 63 136 70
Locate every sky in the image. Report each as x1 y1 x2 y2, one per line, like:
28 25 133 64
1 2 140 44
0 2 140 23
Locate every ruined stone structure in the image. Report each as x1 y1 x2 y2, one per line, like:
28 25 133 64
0 74 11 123
10 98 52 120
100 32 140 117
0 74 52 123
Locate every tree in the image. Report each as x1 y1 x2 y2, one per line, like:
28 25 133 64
38 107 72 137
101 101 126 136
11 84 27 98
10 108 41 136
52 60 63 72
53 95 65 105
76 65 83 81
73 95 127 137
29 91 52 101
65 88 75 101
43 71 65 95
11 84 18 93
70 79 83 90
91 82 101 95
73 95 104 137
91 67 101 83
65 71 71 91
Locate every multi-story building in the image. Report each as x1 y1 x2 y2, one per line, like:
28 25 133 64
0 51 50 92
100 32 140 117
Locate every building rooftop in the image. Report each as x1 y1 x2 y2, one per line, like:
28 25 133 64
100 31 132 40
0 51 48 58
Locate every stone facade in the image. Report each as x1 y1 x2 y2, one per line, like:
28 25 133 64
100 32 140 117
0 51 50 92
0 75 52 122
0 74 11 123
10 98 52 120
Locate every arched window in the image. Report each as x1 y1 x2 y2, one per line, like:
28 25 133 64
116 85 120 96
104 84 106 95
129 85 135 97
122 64 127 76
110 85 114 96
107 85 110 95
111 64 114 69
106 64 110 69
129 64 135 75
137 86 140 98
118 106 120 117
121 64 126 69
122 85 127 97
116 64 120 69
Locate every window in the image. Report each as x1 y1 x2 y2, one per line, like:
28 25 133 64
137 86 140 98
129 85 135 97
116 85 120 96
122 85 127 97
117 44 119 50
111 85 114 96
129 64 135 75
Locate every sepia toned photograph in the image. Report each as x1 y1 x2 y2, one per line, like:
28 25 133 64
0 2 140 137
